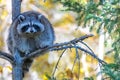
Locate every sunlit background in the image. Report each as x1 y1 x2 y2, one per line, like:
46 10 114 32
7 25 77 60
0 0 116 80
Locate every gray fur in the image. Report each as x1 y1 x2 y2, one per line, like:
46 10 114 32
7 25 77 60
7 11 55 76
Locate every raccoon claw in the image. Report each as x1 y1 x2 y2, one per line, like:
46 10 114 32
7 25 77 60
25 51 30 56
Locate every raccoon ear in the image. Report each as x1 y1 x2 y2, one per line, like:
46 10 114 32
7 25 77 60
18 15 25 22
38 14 43 20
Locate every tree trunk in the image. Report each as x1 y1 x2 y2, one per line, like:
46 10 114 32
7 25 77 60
12 0 23 80
12 0 21 21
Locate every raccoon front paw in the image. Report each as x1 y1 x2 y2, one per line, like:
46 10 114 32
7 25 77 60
40 45 49 49
39 43 51 49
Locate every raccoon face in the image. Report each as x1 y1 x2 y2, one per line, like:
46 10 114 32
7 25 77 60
17 15 45 37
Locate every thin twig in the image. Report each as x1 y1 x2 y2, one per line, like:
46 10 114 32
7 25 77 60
78 57 80 80
72 57 77 71
75 47 80 80
79 41 95 54
52 49 66 77
52 45 106 64
71 46 80 80
105 49 114 55
80 41 106 78
80 41 107 64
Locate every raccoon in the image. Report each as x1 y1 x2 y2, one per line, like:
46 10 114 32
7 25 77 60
7 11 55 76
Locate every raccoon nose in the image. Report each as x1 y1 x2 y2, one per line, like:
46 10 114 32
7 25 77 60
30 30 34 33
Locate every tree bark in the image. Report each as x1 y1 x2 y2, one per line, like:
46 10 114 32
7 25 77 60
12 0 23 80
12 49 23 80
12 0 21 21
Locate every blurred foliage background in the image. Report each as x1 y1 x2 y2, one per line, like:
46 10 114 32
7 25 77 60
0 0 120 80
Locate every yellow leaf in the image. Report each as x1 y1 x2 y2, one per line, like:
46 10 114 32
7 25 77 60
29 0 34 3
0 37 4 49
66 68 73 78
43 74 48 80
6 66 12 72
1 11 8 20
0 66 3 73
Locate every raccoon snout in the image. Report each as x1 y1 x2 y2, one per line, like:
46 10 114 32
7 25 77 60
30 30 34 33
27 29 36 34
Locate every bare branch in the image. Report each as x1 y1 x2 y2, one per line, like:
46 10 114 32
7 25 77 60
72 55 77 71
75 47 80 80
105 49 114 54
53 45 106 64
52 49 66 77
23 34 94 60
0 51 14 64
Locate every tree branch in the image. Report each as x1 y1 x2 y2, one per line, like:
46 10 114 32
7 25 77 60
0 51 14 64
53 45 106 64
12 0 23 80
23 34 106 64
52 49 67 77
23 34 93 59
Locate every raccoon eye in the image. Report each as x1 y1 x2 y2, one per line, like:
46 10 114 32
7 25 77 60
33 24 40 31
21 25 29 32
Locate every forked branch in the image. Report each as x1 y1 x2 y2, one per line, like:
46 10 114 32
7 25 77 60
23 34 106 65
23 34 93 59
